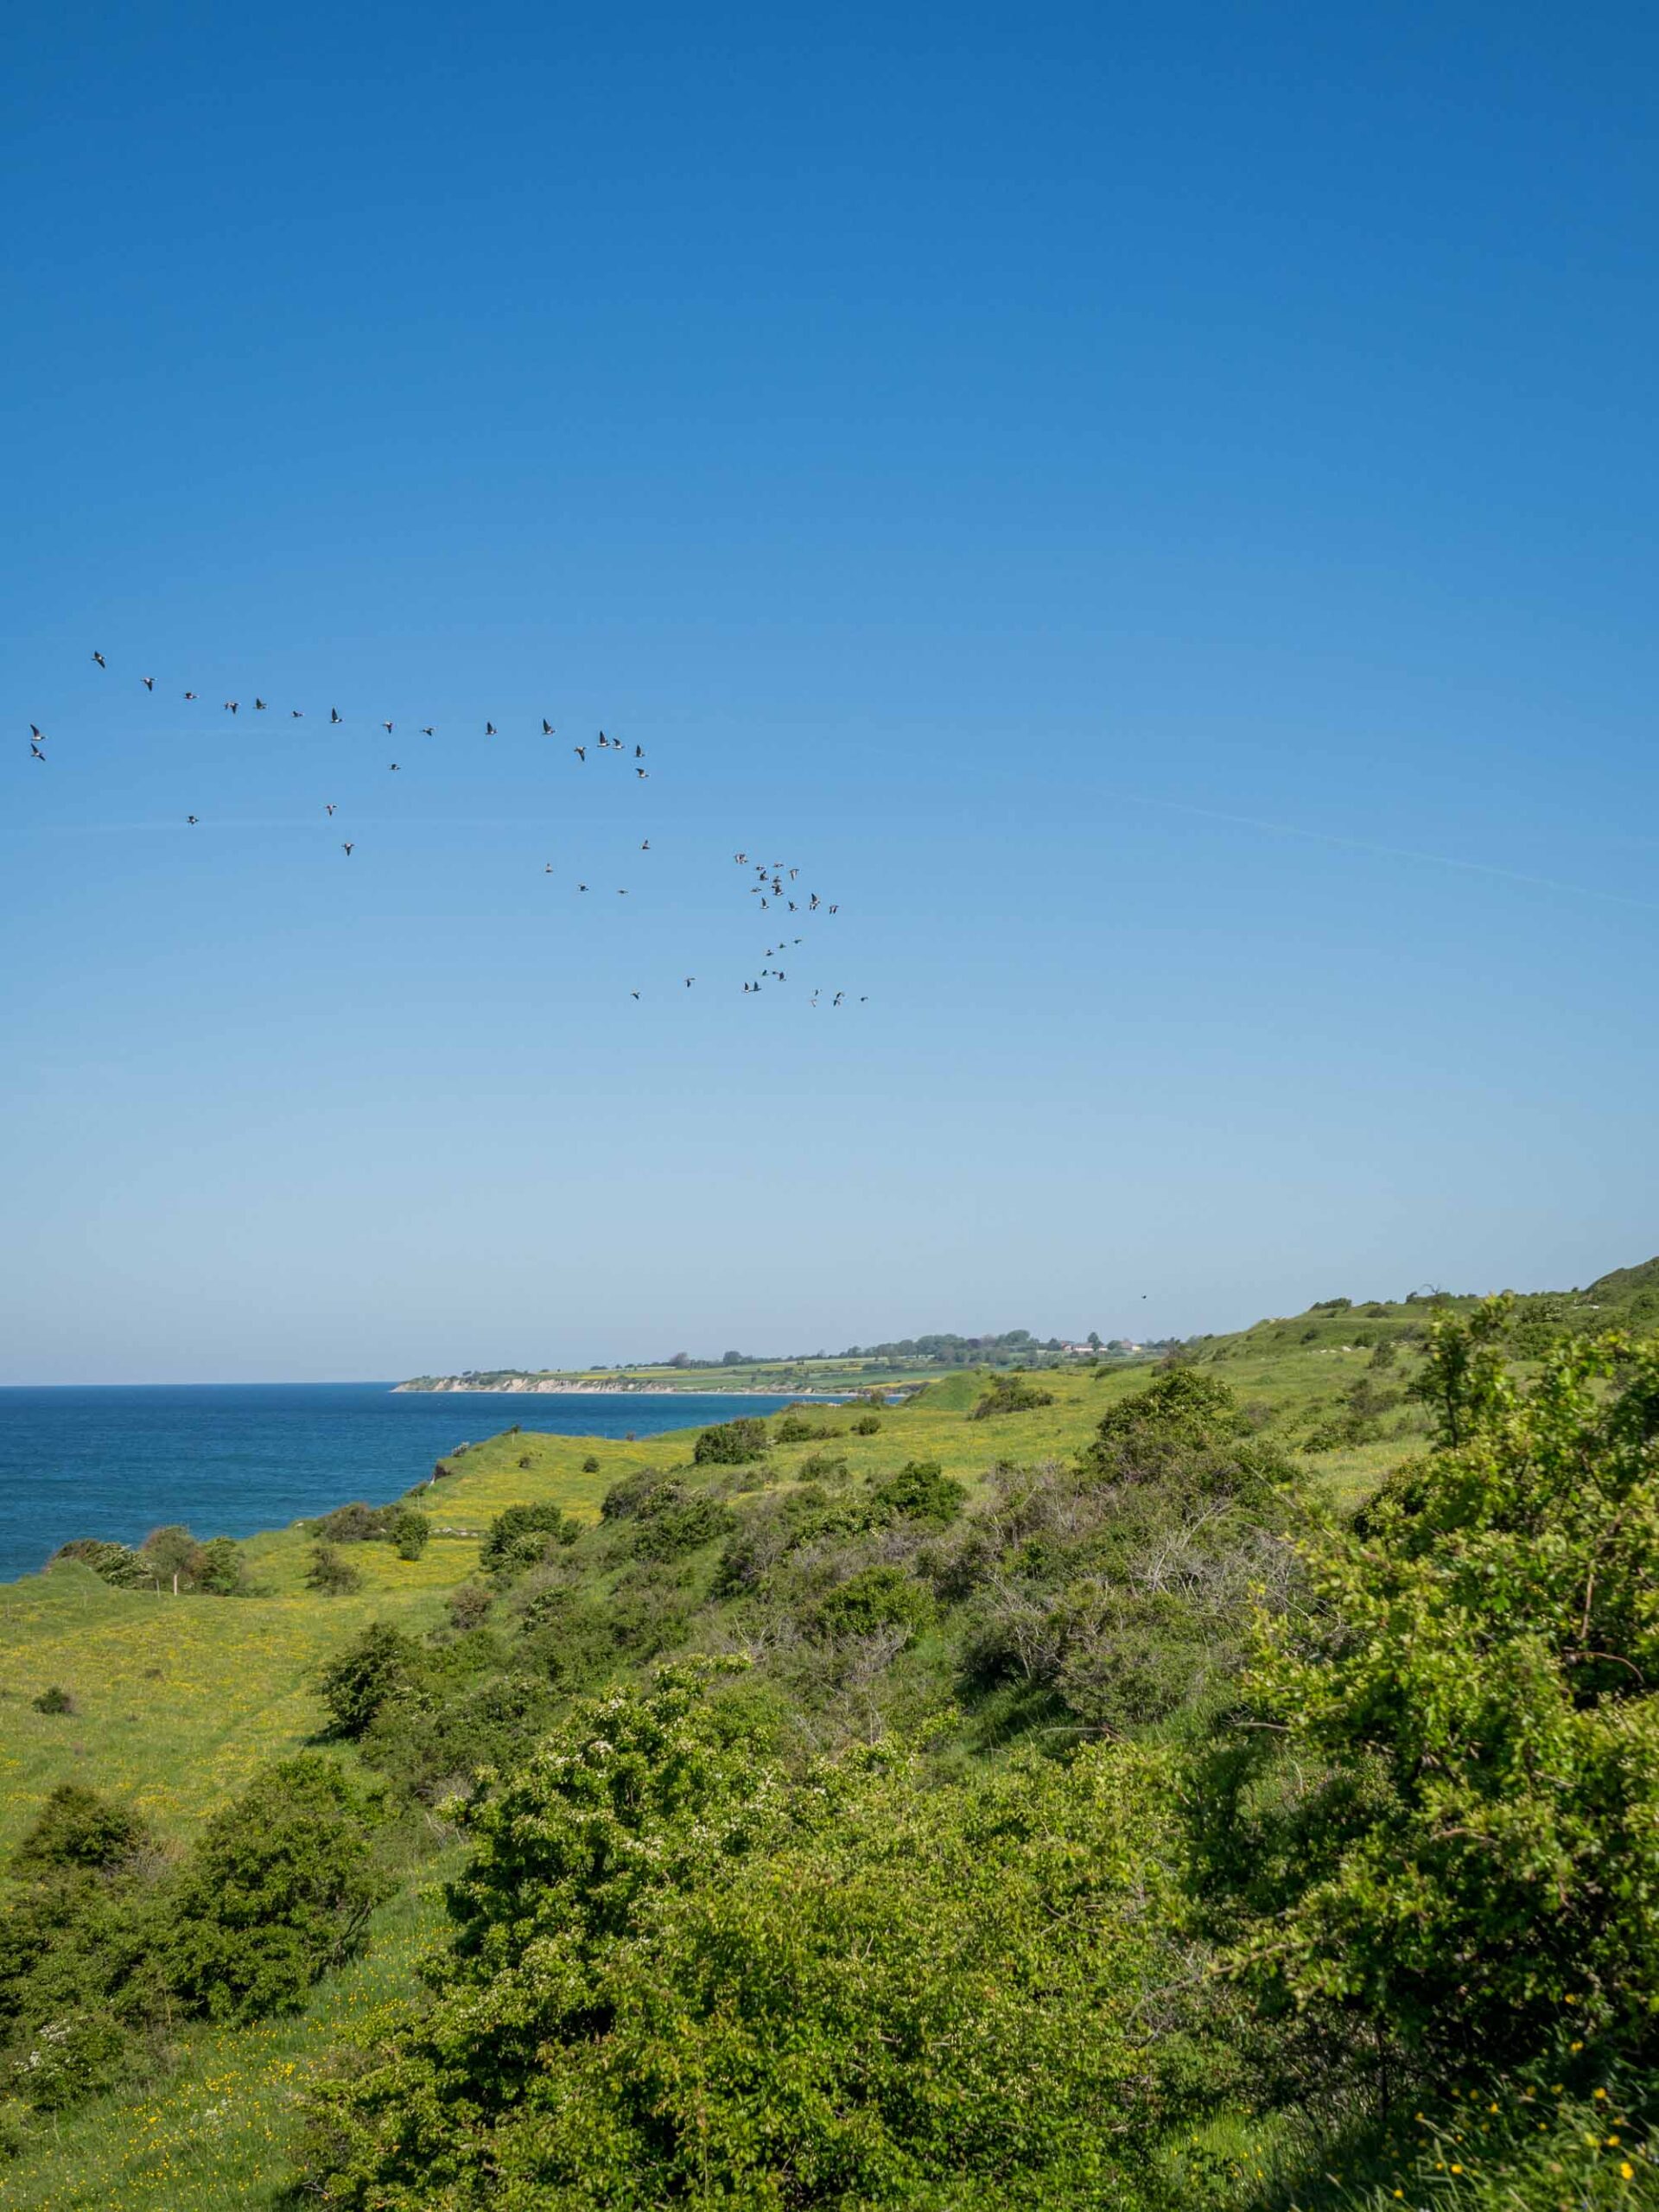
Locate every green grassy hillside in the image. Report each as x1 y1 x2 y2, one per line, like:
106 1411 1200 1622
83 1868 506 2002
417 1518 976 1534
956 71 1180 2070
3 1274 1652 2209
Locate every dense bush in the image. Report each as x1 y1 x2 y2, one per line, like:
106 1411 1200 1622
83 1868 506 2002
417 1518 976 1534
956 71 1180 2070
970 1370 1056 1420
627 1492 736 1562
852 1413 883 1434
389 1508 429 1560
1200 1301 1659 2070
692 1415 769 1465
773 1412 845 1444
318 1621 423 1738
305 1543 363 1595
599 1465 676 1520
478 1500 581 1577
869 1457 966 1527
809 1563 935 1644
49 1538 150 1587
164 1756 390 2024
314 1502 392 1543
302 1666 1217 2209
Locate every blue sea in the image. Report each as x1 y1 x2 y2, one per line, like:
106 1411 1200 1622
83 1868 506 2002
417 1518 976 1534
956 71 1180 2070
0 1384 802 1585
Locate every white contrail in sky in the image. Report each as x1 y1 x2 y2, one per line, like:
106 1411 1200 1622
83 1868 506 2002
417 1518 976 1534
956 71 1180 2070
1116 791 1659 917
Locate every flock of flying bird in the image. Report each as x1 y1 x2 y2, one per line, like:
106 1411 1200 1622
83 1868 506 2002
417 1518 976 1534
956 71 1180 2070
27 651 866 1007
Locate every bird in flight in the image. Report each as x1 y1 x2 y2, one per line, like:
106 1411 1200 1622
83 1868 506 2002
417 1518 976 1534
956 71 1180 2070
382 721 393 734
330 708 342 724
573 745 586 761
634 744 644 759
186 814 199 825
92 652 106 669
631 990 640 1001
485 721 497 736
255 698 267 710
388 761 400 772
635 766 648 779
29 736 46 761
224 700 238 714
542 719 555 735
577 882 588 892
183 690 198 701
421 726 435 736
684 976 695 987
640 839 650 851
325 803 337 817
142 676 155 691
341 842 354 856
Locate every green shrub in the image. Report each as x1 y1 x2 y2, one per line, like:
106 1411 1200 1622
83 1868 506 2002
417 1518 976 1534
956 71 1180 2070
773 1413 845 1445
164 1755 390 2024
30 1684 78 1715
49 1538 149 1589
970 1370 1056 1420
194 1534 251 1593
869 1458 966 1527
13 1786 154 1877
388 1507 429 1560
305 1543 363 1595
852 1414 882 1434
692 1416 769 1465
446 1580 493 1632
313 1501 391 1543
479 1501 581 1577
629 1494 736 1563
582 1454 601 1473
303 1684 1208 2209
809 1564 934 1644
318 1622 423 1738
600 1466 677 1521
1202 1303 1659 2068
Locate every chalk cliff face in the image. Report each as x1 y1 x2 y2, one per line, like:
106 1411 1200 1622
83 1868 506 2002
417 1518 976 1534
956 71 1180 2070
394 1376 677 1395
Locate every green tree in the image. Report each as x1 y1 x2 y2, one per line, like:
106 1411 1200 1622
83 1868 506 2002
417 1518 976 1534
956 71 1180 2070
165 1755 389 2024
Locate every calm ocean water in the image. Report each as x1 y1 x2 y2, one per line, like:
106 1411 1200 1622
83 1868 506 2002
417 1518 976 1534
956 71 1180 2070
0 1383 801 1584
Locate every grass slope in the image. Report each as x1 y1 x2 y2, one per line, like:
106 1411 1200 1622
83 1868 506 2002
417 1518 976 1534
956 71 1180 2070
0 1310 1473 2206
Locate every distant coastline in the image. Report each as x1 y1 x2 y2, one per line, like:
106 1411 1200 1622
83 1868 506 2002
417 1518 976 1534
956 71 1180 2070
393 1376 849 1396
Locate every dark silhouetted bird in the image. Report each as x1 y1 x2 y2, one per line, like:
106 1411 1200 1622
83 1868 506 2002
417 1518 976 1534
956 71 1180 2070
186 814 199 825
577 882 588 891
636 767 648 779
574 746 586 761
542 719 555 735
184 690 198 700
421 727 435 736
325 804 337 816
634 744 644 759
142 676 155 691
255 698 267 710
330 708 342 724
631 990 640 1000
382 721 393 734
485 721 496 736
640 840 650 851
342 842 354 856
389 762 400 772
224 700 238 714
30 739 46 761
92 652 106 669
685 976 695 987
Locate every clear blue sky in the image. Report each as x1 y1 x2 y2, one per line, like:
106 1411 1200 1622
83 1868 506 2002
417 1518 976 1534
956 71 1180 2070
3 0 1656 1381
